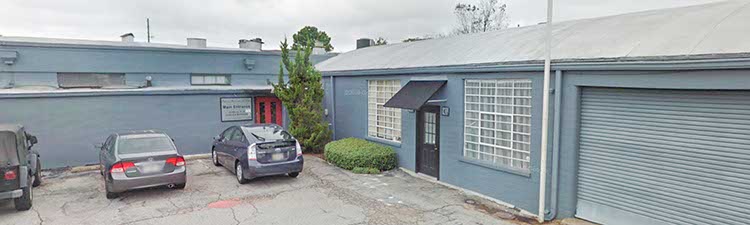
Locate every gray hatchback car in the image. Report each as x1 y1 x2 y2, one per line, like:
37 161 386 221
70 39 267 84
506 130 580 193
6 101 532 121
211 124 303 184
98 131 186 199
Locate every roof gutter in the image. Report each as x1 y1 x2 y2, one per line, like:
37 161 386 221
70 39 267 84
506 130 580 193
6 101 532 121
0 40 282 56
321 56 750 77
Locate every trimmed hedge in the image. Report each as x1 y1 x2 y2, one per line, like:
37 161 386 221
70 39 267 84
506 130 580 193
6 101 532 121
352 167 381 174
324 138 397 171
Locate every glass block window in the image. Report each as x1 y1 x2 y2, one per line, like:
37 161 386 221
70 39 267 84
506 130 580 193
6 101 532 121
368 80 402 142
464 79 532 170
191 74 230 85
57 73 125 88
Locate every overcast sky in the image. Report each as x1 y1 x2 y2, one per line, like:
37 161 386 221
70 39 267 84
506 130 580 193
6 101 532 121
0 0 725 52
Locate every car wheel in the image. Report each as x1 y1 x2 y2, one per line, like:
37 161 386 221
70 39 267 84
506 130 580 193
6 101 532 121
235 162 248 184
106 191 119 199
173 183 186 189
14 177 33 211
104 182 119 199
212 149 221 166
32 159 42 187
288 172 300 178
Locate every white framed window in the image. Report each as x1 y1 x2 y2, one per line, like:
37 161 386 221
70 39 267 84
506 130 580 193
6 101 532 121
464 79 532 171
368 80 402 142
57 73 125 88
191 74 230 85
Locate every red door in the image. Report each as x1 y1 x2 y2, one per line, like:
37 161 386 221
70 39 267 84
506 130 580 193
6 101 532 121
255 96 283 125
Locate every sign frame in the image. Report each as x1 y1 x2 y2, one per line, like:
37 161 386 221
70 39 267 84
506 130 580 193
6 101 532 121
220 97 254 122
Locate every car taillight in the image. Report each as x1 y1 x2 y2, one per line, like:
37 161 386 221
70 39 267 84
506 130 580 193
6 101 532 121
110 162 135 174
3 170 16 180
295 140 303 156
247 143 257 160
166 156 185 167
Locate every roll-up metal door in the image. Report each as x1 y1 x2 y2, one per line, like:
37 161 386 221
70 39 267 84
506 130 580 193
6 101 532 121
576 88 750 225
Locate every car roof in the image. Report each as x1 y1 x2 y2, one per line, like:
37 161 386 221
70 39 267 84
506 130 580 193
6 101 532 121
114 130 167 137
241 123 281 128
0 124 23 133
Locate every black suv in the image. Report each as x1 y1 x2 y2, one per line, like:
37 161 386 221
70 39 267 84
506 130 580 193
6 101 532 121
0 124 42 211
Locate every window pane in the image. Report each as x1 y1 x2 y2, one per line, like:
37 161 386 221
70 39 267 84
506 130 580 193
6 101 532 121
367 80 401 142
57 73 126 88
463 79 532 170
191 74 230 85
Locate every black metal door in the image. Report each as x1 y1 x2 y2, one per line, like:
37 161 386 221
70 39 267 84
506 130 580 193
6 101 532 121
417 105 440 178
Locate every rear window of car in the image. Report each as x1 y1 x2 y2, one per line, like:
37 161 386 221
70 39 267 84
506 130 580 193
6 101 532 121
0 132 19 165
116 134 175 155
243 126 292 142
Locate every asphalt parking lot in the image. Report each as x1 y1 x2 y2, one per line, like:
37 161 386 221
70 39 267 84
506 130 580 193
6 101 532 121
0 156 527 225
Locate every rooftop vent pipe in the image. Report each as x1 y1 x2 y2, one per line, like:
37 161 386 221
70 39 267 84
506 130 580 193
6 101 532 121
120 33 135 42
239 38 263 51
356 38 374 49
187 38 207 48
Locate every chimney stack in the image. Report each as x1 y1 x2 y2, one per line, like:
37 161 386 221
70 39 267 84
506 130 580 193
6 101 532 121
312 40 326 55
356 38 375 49
120 33 135 42
239 38 263 51
187 38 207 48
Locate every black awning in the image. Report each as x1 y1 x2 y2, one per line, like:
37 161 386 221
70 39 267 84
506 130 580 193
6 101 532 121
384 80 446 110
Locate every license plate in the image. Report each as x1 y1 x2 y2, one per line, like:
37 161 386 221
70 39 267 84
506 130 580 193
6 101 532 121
272 153 285 161
141 164 162 173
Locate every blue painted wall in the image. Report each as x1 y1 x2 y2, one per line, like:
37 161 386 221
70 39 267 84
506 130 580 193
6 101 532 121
323 72 545 214
0 92 265 168
324 68 750 219
0 43 334 168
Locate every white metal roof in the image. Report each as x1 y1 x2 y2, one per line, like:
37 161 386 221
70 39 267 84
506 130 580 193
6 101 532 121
317 0 750 72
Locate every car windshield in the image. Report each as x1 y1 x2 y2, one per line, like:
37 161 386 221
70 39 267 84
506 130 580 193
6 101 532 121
0 131 20 165
117 134 175 155
243 126 292 142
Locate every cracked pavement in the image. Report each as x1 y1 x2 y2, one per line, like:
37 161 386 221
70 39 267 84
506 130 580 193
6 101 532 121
0 156 521 225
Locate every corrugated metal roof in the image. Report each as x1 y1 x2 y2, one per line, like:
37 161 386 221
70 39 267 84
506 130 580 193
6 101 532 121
317 0 750 72
0 36 282 54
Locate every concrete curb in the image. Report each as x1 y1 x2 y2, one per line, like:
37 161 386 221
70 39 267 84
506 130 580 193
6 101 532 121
69 153 211 173
398 167 538 220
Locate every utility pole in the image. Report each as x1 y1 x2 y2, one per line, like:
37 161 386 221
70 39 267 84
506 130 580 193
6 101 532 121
146 18 151 43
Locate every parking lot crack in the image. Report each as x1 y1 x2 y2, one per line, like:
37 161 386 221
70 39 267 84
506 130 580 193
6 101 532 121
230 207 240 225
32 207 44 225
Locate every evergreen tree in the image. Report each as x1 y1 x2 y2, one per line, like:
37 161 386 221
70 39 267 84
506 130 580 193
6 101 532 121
271 39 331 153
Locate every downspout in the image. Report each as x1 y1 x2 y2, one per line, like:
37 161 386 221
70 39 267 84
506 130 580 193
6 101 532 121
545 70 563 220
331 75 336 140
538 0 553 222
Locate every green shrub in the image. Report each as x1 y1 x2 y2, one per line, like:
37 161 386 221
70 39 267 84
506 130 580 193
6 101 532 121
352 167 381 174
324 138 397 171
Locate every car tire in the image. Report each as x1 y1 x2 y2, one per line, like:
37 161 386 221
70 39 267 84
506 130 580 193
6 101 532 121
288 172 300 178
106 191 119 199
32 159 42 187
212 149 221 166
14 178 33 211
235 162 248 184
173 183 186 189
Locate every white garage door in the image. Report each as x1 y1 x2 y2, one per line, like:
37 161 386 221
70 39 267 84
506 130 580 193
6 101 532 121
576 88 750 225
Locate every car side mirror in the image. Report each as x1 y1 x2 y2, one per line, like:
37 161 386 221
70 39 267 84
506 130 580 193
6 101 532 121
28 135 38 146
213 135 221 141
94 143 104 149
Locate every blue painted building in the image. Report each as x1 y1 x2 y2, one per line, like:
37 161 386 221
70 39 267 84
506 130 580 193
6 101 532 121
0 34 333 169
318 1 750 225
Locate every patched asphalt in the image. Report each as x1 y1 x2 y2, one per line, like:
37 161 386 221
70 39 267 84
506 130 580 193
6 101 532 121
0 156 528 225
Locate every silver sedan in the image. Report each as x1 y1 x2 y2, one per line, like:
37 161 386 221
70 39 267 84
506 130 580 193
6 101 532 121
98 130 186 199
